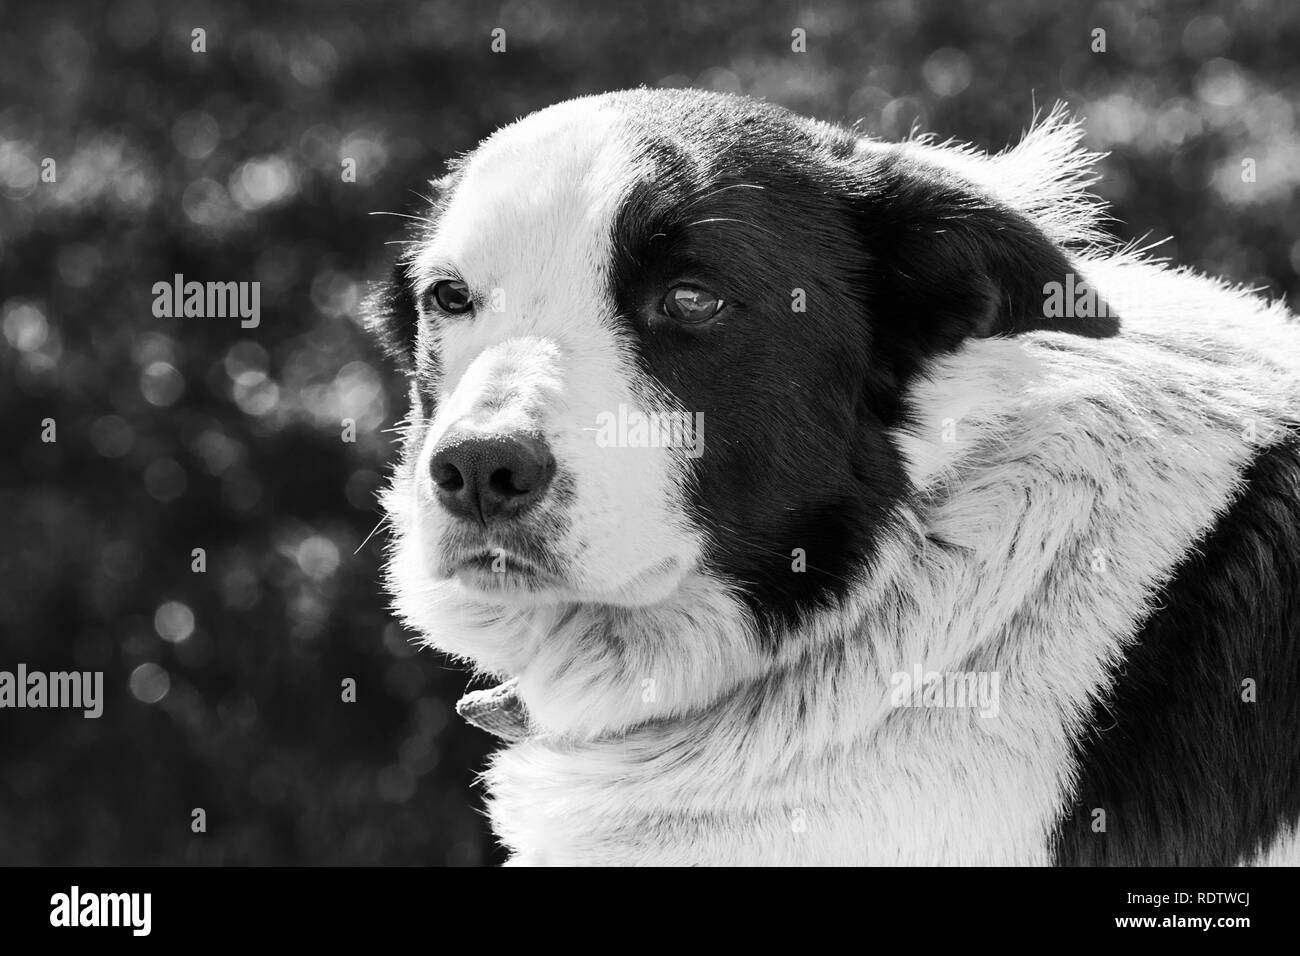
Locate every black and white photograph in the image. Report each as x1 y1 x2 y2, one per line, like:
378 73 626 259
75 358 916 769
1 0 1297 925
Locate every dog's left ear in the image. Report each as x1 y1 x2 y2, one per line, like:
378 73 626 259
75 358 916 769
845 144 1119 386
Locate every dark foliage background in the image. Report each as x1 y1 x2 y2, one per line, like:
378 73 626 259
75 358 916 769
1 0 1297 864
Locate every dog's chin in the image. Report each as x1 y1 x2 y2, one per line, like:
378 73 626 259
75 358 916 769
446 553 692 609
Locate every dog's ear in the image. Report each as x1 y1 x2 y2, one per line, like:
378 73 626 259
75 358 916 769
846 144 1119 387
363 175 459 375
363 254 418 375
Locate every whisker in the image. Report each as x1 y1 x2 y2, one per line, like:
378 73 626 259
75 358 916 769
381 419 422 436
682 182 766 213
369 210 437 224
683 216 784 244
355 513 390 554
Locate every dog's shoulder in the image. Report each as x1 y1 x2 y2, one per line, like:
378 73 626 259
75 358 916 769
1054 432 1300 865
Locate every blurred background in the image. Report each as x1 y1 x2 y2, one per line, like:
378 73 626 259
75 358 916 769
1 0 1298 865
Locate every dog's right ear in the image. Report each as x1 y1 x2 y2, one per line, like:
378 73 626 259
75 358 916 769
363 254 419 375
363 174 459 375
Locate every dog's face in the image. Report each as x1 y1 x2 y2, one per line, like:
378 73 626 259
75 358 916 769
369 89 1115 676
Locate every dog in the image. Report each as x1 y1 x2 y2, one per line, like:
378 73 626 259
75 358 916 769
366 88 1300 866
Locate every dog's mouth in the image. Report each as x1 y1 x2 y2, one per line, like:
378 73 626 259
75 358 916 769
442 547 561 592
428 518 694 605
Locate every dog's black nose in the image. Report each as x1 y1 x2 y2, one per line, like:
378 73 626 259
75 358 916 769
429 430 556 524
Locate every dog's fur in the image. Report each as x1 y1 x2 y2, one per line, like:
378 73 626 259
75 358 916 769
367 89 1300 866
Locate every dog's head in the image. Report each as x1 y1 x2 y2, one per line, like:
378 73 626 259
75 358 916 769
368 89 1116 730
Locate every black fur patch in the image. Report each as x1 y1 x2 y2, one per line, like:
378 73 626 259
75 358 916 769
602 89 1118 634
848 144 1120 401
1052 435 1300 865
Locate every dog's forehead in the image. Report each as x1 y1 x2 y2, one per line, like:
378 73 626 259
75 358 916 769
414 99 647 287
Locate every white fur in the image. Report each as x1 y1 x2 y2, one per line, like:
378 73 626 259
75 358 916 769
385 100 1300 864
1245 826 1300 866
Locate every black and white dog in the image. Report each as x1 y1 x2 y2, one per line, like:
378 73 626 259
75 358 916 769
367 88 1300 866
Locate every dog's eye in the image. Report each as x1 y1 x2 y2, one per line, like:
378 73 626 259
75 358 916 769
426 279 473 315
662 285 724 325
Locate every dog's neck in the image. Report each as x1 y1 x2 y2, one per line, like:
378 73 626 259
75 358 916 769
501 573 776 740
464 579 880 745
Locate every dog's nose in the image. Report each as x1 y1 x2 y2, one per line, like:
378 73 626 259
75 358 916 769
428 430 556 524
